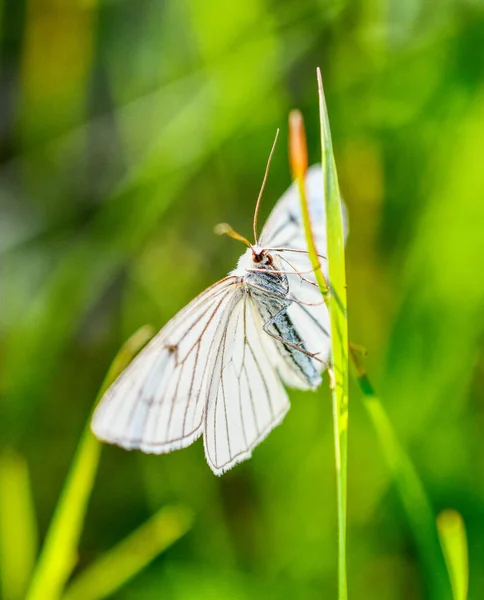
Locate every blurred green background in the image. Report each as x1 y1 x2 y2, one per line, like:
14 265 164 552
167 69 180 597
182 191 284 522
1 0 483 598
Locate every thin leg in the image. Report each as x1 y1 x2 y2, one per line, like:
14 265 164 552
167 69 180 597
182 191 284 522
277 254 320 289
262 309 327 366
248 282 324 308
265 248 327 260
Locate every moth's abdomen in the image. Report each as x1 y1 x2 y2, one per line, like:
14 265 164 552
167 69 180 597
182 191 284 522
264 309 321 390
246 271 321 390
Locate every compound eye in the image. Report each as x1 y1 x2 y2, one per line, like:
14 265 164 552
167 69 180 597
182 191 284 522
264 253 273 266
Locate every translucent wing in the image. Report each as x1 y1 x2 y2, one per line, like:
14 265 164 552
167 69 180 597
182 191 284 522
91 277 242 453
258 164 348 388
259 163 348 258
204 293 290 475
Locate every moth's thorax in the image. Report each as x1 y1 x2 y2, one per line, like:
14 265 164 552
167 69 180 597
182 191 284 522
231 247 289 296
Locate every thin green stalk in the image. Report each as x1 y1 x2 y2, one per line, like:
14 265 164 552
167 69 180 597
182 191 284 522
350 348 454 600
24 325 154 600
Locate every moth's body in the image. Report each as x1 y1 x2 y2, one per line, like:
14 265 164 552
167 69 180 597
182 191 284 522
232 246 321 389
91 165 347 474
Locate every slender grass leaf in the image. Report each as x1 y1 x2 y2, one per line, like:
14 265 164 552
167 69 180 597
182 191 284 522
0 450 38 600
62 505 193 600
317 68 349 600
350 351 453 600
24 325 154 600
288 69 349 600
437 510 468 600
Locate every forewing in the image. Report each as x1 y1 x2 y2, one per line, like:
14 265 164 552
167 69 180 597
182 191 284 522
203 294 290 475
91 277 241 453
259 163 348 259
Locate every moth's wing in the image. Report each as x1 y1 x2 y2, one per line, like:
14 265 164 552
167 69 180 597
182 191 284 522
258 163 348 261
91 276 242 454
203 294 290 475
258 164 347 386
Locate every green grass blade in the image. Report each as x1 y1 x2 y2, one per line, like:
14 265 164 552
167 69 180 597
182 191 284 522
317 68 349 600
24 426 101 600
437 510 468 600
62 505 193 600
24 325 154 600
0 450 38 600
290 71 349 599
351 361 453 600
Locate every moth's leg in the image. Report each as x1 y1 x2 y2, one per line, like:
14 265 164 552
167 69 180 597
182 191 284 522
248 282 323 307
262 307 325 364
277 254 320 288
264 248 327 261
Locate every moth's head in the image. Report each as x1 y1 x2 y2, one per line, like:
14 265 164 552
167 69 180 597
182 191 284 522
232 246 276 277
214 223 276 273
251 244 273 266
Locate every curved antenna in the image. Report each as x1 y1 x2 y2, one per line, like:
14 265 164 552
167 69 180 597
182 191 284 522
214 222 252 248
253 129 279 244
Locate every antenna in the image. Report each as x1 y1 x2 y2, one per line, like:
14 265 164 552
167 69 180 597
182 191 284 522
253 129 279 243
214 222 252 247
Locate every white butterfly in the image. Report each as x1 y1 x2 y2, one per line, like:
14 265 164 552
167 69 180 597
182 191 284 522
92 161 347 475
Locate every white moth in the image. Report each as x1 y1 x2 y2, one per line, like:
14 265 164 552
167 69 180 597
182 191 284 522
92 153 347 475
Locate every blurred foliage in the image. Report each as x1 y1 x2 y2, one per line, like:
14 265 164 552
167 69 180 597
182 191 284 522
0 0 483 599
